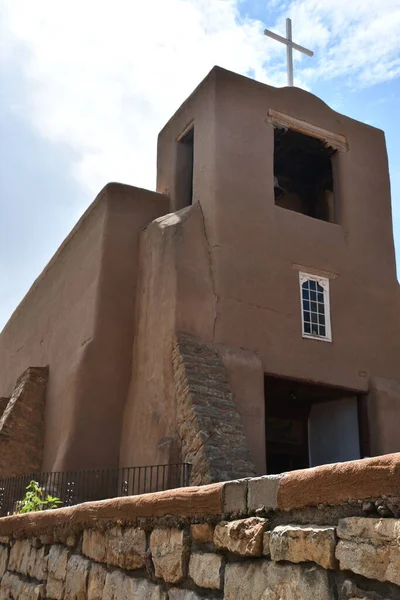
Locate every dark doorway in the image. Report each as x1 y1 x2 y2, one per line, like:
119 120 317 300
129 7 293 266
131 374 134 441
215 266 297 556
264 376 366 474
175 126 194 209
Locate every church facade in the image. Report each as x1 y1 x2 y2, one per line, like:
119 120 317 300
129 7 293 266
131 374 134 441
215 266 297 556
0 67 399 484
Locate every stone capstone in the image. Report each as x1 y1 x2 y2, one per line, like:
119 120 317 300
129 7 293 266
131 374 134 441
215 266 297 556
269 524 338 569
247 475 283 512
224 560 332 600
188 552 222 589
150 528 187 583
222 480 248 515
82 525 146 570
336 517 400 586
214 517 268 557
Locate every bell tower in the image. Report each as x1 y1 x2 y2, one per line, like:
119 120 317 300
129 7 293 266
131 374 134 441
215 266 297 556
156 66 400 471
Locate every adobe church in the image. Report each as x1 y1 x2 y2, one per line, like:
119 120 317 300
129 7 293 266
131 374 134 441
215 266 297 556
0 67 399 486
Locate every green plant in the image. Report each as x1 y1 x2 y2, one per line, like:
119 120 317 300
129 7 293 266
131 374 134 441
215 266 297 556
15 480 62 514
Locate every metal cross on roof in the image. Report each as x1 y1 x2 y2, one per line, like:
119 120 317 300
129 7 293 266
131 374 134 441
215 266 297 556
264 18 313 87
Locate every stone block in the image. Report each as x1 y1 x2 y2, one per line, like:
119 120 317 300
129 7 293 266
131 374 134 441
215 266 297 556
1 571 46 600
337 517 400 544
168 590 204 600
82 526 146 569
150 528 187 584
336 539 400 586
64 554 90 600
341 578 396 600
82 528 107 562
336 517 400 586
270 524 337 569
190 523 214 543
0 544 9 577
8 538 31 574
222 480 248 515
87 562 107 600
48 544 70 580
214 517 267 557
247 474 283 512
46 575 65 600
224 560 331 600
103 570 166 600
188 552 222 589
263 531 271 556
102 570 126 600
28 545 48 581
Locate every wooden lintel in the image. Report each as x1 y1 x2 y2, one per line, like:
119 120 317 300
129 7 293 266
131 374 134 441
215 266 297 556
176 120 195 142
266 109 348 152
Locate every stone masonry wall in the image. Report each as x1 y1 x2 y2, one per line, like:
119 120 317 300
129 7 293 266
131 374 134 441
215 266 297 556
0 453 399 600
0 367 48 477
173 333 256 485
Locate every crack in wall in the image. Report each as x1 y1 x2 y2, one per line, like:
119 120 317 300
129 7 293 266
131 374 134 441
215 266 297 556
198 203 219 342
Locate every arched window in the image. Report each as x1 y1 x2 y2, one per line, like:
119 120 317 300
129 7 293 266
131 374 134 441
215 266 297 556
299 273 332 341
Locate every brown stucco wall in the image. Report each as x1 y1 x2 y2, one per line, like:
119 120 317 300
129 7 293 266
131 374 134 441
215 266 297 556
0 183 168 472
155 66 400 458
119 202 217 469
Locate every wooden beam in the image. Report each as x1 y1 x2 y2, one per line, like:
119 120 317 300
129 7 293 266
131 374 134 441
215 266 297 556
266 109 348 152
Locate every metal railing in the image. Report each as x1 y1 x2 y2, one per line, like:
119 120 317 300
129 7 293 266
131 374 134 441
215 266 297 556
0 463 192 517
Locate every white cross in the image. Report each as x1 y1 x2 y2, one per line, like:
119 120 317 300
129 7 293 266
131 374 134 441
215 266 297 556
264 18 313 87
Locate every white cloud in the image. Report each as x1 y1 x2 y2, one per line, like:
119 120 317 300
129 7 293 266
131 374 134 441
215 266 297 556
1 0 399 194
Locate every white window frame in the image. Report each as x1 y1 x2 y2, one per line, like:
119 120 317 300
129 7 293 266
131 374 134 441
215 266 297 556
299 272 332 342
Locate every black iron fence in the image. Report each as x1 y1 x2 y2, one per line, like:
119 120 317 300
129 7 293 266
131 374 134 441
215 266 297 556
0 463 192 517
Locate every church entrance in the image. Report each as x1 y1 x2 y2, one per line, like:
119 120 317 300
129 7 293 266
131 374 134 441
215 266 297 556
264 376 368 474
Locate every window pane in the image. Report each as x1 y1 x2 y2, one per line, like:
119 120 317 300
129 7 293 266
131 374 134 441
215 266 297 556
318 314 325 325
311 313 318 324
302 289 309 300
316 283 324 293
303 300 310 311
304 322 311 334
318 302 325 314
303 311 311 323
309 280 316 291
310 291 317 301
311 301 317 312
311 324 318 335
320 325 326 337
317 292 324 303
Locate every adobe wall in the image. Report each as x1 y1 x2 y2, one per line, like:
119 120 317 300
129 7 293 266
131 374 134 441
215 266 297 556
119 202 262 476
0 183 168 472
156 66 400 456
0 454 399 599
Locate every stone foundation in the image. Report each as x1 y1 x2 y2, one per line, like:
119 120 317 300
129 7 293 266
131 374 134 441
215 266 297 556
0 453 399 599
173 333 256 485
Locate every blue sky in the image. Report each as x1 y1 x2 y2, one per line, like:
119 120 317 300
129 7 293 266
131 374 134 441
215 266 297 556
1 0 399 330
